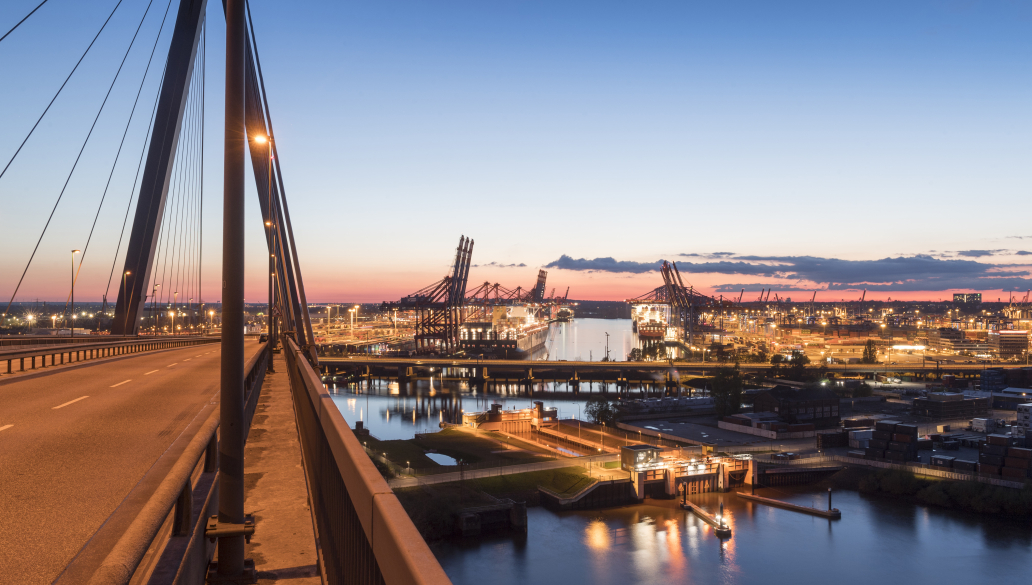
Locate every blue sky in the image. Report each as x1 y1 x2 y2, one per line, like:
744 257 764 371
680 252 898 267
1 0 1030 303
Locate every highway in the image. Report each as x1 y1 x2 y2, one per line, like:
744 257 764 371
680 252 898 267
0 339 261 584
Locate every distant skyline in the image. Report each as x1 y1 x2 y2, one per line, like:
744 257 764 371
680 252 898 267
1 0 1030 304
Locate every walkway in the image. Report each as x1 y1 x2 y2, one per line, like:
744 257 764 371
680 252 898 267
389 453 620 489
243 352 322 584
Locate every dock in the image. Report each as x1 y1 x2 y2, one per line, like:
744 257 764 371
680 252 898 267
682 501 732 537
736 492 841 519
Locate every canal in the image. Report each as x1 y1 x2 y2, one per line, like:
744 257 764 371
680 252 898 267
431 487 1031 584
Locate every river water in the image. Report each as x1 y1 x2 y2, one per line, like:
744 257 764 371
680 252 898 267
329 318 634 440
431 488 1031 585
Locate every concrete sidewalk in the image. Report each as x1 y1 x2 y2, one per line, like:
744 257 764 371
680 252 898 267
389 453 620 488
243 352 322 584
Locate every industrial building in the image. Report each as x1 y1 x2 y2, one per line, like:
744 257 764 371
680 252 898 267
988 330 1029 359
953 293 982 304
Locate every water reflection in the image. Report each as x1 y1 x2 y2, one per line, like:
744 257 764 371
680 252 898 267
432 488 1032 585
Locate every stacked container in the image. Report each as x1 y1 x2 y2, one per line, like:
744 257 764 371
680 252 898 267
887 423 919 462
817 431 848 449
848 429 873 450
1002 445 1032 480
978 434 1010 475
864 419 898 460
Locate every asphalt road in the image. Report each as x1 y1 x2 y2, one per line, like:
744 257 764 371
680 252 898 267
0 340 260 584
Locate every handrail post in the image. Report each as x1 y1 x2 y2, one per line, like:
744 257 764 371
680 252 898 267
172 484 193 537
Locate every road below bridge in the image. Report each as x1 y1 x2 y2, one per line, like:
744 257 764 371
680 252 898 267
320 355 1012 380
0 339 262 584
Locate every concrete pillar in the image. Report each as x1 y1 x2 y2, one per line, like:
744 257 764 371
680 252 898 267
664 469 677 497
632 471 646 501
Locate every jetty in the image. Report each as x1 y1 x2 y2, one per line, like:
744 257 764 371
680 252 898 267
736 491 841 519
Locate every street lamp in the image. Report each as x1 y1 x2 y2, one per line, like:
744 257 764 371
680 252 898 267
70 250 80 337
170 310 176 336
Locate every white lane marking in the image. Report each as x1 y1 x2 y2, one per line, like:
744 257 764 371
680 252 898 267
184 358 191 362
110 380 132 388
196 355 203 357
167 363 178 367
53 396 89 410
144 370 159 375
0 424 13 433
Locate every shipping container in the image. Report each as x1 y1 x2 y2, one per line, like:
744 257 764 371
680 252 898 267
876 420 900 432
979 453 1004 466
987 434 1010 446
1001 467 1029 479
1004 457 1031 469
953 460 977 472
1008 447 1032 459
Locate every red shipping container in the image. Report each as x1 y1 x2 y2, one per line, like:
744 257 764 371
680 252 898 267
977 463 1001 475
1002 467 1028 479
1008 447 1032 460
893 434 914 443
1004 457 1031 469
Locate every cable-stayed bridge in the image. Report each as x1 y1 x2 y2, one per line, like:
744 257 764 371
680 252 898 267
0 2 448 583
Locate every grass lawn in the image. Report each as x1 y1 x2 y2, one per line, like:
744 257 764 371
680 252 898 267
362 427 557 475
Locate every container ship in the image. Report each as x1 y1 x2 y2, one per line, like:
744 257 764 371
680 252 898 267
458 306 551 359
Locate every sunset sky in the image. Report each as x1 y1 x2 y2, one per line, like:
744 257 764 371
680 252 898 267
1 0 1030 304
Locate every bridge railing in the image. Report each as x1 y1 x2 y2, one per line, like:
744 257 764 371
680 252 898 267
283 337 452 585
56 342 270 585
0 336 219 376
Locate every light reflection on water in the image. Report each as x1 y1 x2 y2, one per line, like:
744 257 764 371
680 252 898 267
327 319 661 440
431 489 1032 585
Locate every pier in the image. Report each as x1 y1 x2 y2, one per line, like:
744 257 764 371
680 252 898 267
736 491 841 519
682 501 732 537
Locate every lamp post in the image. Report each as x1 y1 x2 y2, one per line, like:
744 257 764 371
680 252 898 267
70 249 80 337
209 310 215 332
170 310 176 336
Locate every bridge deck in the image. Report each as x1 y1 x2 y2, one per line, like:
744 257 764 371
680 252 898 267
0 340 262 584
321 355 1006 374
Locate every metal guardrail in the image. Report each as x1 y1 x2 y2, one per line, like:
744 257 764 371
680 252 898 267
283 337 452 585
0 336 219 376
56 342 270 584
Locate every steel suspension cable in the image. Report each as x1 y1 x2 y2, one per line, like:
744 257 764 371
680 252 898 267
71 0 164 303
0 0 124 183
103 0 175 302
177 73 201 314
4 0 146 317
170 71 200 311
198 18 204 308
109 59 166 318
0 0 50 44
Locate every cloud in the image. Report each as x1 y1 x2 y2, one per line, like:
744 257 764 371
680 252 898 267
473 262 526 268
544 252 1032 292
678 252 735 258
544 255 661 274
711 283 817 293
941 249 1032 258
955 250 1000 258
